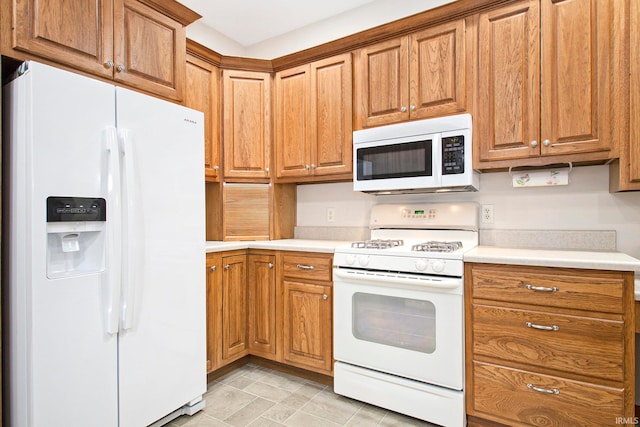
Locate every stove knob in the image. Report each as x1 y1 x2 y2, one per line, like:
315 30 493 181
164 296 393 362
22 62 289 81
345 254 356 265
432 260 445 273
358 256 370 267
415 259 428 271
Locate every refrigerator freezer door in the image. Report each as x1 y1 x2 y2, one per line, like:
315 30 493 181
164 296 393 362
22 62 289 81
115 87 206 427
5 61 118 426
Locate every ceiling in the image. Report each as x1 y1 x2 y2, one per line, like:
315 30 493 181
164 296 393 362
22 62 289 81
178 0 381 47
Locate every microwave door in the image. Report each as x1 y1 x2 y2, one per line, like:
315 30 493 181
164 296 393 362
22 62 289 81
354 136 440 192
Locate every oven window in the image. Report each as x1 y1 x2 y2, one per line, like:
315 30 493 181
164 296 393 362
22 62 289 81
356 140 432 180
352 292 436 354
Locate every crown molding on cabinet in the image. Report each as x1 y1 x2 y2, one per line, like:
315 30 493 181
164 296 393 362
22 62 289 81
187 0 514 72
139 0 201 26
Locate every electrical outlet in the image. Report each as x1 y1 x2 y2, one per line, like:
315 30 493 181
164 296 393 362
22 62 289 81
327 207 336 223
481 205 494 224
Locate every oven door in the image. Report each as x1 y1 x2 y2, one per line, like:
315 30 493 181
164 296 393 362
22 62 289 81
333 267 463 390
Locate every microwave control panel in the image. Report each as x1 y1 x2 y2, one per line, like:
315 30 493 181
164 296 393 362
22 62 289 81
442 136 465 175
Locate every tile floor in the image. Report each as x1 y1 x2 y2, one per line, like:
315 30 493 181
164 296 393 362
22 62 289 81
169 363 438 427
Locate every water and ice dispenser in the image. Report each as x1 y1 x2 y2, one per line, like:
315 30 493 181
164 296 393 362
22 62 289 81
46 197 107 278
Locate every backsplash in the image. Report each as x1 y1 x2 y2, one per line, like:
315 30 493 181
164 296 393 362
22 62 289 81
296 164 640 258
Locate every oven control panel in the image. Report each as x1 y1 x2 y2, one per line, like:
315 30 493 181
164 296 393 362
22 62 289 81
402 208 437 220
334 252 464 278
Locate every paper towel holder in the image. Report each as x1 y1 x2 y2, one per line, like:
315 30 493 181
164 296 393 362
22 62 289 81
508 162 572 188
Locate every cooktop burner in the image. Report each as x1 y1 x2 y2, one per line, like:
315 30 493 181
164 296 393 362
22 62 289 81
411 241 463 253
351 239 404 250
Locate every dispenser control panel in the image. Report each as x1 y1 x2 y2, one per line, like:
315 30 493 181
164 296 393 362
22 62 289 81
47 197 106 222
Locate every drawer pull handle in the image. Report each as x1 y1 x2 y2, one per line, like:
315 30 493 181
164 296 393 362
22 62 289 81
527 383 560 395
525 321 559 331
296 264 315 270
525 284 559 292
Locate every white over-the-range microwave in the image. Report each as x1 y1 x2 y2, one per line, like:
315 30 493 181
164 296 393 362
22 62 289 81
353 113 478 194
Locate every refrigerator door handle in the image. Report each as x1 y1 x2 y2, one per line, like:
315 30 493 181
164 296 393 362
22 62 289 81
119 128 142 331
105 128 122 335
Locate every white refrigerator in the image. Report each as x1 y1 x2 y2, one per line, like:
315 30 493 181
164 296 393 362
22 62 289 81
3 61 206 426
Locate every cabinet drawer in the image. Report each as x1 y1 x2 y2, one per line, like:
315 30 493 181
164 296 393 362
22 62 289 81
472 362 624 426
471 265 624 314
283 255 332 281
472 305 624 382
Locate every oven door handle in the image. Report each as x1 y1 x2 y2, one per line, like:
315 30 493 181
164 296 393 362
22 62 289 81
333 268 462 290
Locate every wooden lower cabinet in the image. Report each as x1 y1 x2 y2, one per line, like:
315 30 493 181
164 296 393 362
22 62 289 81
206 250 333 377
281 253 333 375
465 263 635 426
206 251 248 372
248 254 278 358
282 280 332 374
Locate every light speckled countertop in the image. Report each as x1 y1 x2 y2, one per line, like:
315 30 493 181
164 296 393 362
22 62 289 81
464 246 640 272
205 240 640 300
205 239 350 254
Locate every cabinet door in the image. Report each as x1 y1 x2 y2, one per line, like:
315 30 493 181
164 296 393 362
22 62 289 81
283 280 332 374
477 0 540 161
275 65 312 178
354 37 410 128
409 19 467 120
12 0 114 78
113 0 186 101
248 255 277 357
631 0 640 184
206 253 222 372
186 53 220 182
223 70 272 180
310 53 353 177
540 0 612 156
221 254 248 361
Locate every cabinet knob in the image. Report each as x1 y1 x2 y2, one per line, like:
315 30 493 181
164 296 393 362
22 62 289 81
268 263 274 269
265 167 270 173
322 294 328 300
210 265 217 271
305 164 310 170
104 60 114 69
543 139 551 147
310 164 316 169
400 106 407 113
213 165 219 171
530 140 538 147
410 105 416 111
117 64 126 73
224 265 230 270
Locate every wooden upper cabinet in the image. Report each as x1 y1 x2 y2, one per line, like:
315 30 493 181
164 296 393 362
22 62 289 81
610 0 640 191
409 19 469 121
6 0 198 101
222 70 272 181
113 0 187 100
275 53 352 181
354 19 469 129
476 0 616 166
354 37 409 128
11 0 114 78
186 48 220 182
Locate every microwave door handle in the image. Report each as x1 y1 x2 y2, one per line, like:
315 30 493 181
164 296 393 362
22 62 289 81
433 134 442 186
